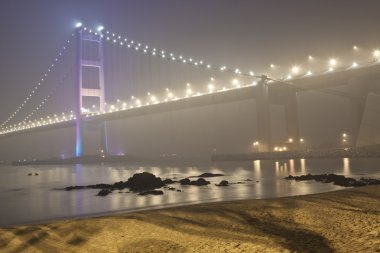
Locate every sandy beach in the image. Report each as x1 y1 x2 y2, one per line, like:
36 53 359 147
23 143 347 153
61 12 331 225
0 185 379 253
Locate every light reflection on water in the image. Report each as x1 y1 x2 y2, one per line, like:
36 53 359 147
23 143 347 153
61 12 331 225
0 158 379 226
343 157 351 175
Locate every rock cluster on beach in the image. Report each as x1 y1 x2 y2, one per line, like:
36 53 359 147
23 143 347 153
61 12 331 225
66 172 168 196
179 178 210 186
65 172 215 196
285 173 380 187
64 171 254 196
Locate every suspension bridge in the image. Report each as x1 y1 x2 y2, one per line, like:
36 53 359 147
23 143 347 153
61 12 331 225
1 23 380 159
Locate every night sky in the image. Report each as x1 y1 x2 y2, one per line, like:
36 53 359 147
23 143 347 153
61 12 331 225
1 0 380 159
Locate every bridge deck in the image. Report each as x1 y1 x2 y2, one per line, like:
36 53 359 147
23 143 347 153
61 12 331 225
2 62 380 139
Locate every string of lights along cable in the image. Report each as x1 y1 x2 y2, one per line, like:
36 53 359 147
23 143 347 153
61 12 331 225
1 22 380 137
20 65 74 124
0 33 76 129
81 24 380 80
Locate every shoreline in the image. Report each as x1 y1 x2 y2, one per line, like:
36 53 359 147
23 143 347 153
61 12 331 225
1 186 379 252
0 186 343 228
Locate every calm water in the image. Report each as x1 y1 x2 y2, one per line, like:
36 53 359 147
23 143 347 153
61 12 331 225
0 158 380 227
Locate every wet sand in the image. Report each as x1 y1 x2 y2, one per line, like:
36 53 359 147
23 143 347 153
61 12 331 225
0 186 379 252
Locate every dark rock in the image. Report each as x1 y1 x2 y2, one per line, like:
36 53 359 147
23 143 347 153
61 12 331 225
163 178 175 184
190 173 224 178
180 178 210 186
176 189 182 192
87 183 114 190
34 173 39 176
216 180 229 187
127 172 165 191
194 178 210 186
65 186 86 191
64 172 172 193
285 173 380 187
179 178 191 185
28 173 32 176
113 181 129 190
97 189 112 196
138 190 164 196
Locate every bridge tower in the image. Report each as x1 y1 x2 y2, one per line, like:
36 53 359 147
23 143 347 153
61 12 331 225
76 28 108 157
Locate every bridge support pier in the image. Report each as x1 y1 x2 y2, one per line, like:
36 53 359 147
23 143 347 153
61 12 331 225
75 119 83 157
256 77 272 152
101 122 109 156
284 89 300 149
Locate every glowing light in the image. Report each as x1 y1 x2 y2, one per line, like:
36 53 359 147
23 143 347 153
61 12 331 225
186 88 193 95
97 26 104 32
232 79 239 85
373 49 380 58
342 133 347 138
306 70 313 76
288 138 293 143
300 138 304 143
308 55 313 60
270 64 275 69
329 58 337 67
353 45 358 50
291 66 300 74
207 83 215 92
75 22 83 28
351 62 358 68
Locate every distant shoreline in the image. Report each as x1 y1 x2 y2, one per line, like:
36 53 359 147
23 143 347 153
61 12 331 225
10 144 380 166
212 144 380 161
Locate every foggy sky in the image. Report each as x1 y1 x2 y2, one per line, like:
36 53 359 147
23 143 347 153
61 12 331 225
2 0 380 115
